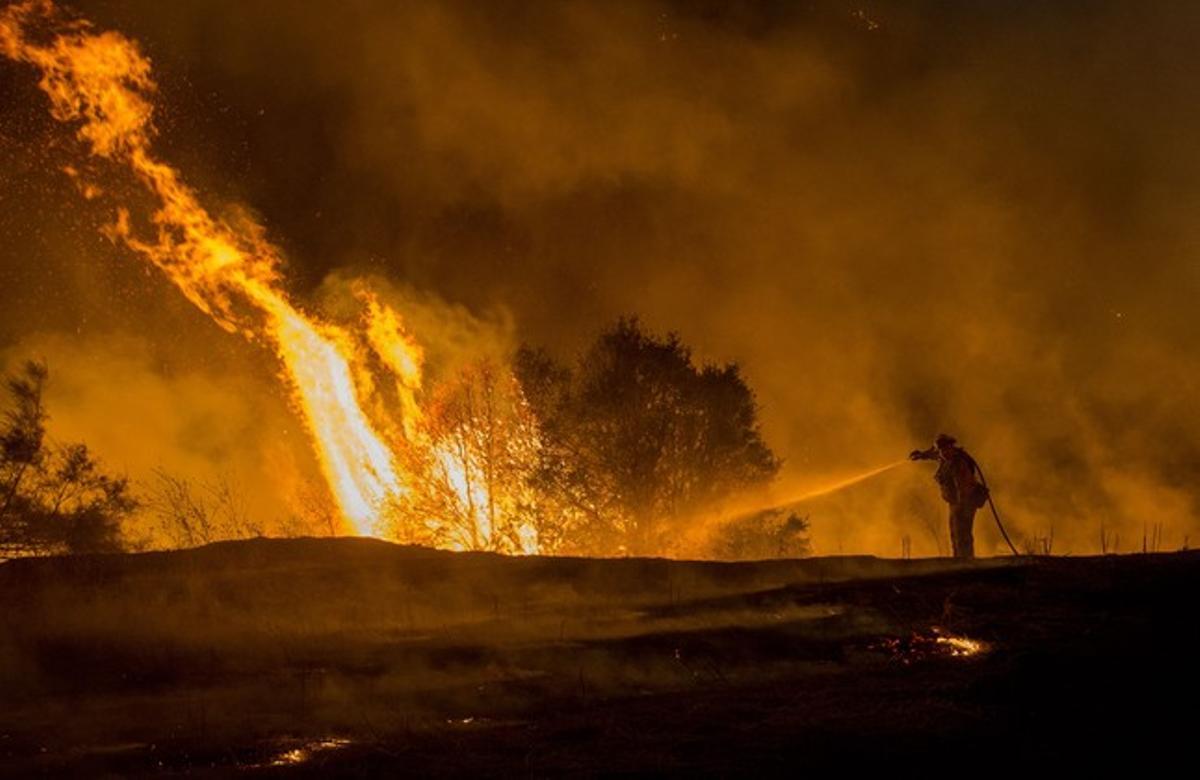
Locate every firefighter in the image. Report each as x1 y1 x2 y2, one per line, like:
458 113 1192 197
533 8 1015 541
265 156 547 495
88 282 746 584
909 434 988 559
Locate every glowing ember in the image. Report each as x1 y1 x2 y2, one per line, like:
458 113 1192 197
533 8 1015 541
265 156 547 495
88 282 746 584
935 635 986 657
871 629 990 663
264 738 353 768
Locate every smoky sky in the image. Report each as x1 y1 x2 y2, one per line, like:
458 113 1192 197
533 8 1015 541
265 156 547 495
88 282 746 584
2 0 1199 554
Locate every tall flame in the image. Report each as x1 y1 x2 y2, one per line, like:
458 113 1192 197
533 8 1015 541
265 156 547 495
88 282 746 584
0 0 411 535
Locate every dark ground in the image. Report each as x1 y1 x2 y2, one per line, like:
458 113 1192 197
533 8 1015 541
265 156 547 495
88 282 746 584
0 539 1196 776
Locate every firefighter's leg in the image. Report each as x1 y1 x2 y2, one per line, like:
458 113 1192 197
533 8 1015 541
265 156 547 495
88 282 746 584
952 505 975 559
948 505 960 558
960 506 976 559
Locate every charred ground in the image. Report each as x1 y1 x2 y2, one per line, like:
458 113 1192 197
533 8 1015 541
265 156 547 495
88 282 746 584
0 539 1197 775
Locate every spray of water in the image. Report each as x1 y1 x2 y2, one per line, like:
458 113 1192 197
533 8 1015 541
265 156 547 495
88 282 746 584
720 459 910 524
775 460 909 505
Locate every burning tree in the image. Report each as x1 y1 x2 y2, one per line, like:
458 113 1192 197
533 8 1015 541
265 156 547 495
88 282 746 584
383 361 543 553
0 361 135 557
517 319 780 556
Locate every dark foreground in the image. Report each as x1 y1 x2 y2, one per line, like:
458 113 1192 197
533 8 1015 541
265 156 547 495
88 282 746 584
0 539 1196 776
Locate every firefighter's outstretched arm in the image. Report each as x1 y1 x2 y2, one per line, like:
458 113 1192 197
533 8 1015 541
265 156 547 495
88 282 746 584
909 447 937 461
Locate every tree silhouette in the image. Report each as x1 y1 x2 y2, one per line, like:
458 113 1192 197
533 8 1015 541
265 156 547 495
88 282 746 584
518 318 780 555
147 469 262 549
0 361 134 557
714 510 811 560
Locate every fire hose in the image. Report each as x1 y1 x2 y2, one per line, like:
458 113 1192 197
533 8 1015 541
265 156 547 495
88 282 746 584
973 464 1020 556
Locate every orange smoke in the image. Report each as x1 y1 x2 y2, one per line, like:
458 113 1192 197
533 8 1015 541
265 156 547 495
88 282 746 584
0 0 510 545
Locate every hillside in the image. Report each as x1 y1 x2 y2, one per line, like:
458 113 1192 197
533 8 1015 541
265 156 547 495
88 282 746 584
0 539 1196 775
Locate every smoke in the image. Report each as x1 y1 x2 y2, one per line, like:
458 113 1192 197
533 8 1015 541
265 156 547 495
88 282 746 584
3 0 1199 554
315 271 519 382
0 330 320 543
